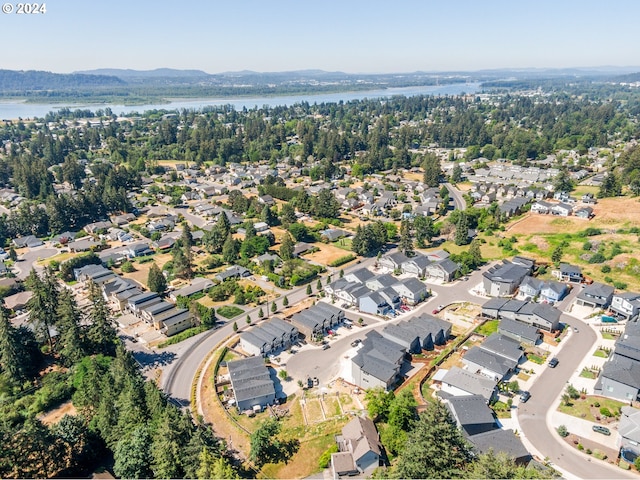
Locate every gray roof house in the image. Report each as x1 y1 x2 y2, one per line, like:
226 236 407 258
333 416 382 476
359 291 390 316
73 264 116 286
378 252 410 271
438 367 498 403
344 267 375 284
618 406 640 452
351 331 407 390
480 333 524 365
554 263 583 283
482 261 529 297
400 254 431 278
442 393 496 436
425 258 459 282
467 429 531 465
214 265 251 282
576 282 614 309
595 354 640 402
227 356 276 412
497 318 541 346
462 346 515 382
391 278 429 305
240 317 299 357
610 292 640 321
169 277 214 301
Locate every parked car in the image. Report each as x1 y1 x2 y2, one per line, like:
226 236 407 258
432 309 440 314
520 391 531 403
322 344 330 350
573 327 579 333
351 339 361 348
592 425 611 436
549 357 559 368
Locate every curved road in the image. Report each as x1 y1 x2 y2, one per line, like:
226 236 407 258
518 314 635 479
444 182 467 212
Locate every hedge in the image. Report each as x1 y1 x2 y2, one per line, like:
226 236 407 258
329 254 356 267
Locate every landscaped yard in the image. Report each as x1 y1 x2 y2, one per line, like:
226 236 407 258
216 305 244 319
579 368 598 379
474 319 498 336
593 348 611 358
558 396 626 422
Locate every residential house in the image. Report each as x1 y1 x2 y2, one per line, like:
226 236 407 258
240 317 299 357
73 264 116 286
575 206 594 219
576 282 614 309
611 292 640 321
378 252 410 272
12 235 44 248
400 254 431 278
214 265 251 282
425 258 459 282
351 330 407 390
531 200 552 214
365 273 398 292
127 292 162 317
518 276 545 300
467 429 531 465
550 202 572 217
169 277 214 301
344 267 375 284
462 346 514 382
596 355 640 402
482 261 529 297
497 318 541 346
227 356 276 412
391 278 428 305
332 416 382 477
618 406 640 452
554 263 583 283
540 280 568 304
442 393 497 436
438 367 498 403
359 291 390 316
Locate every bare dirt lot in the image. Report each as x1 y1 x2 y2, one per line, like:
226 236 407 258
38 400 77 426
507 197 640 235
304 242 355 267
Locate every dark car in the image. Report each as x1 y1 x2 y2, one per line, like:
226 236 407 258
592 425 611 436
549 357 559 368
322 343 330 350
520 391 531 403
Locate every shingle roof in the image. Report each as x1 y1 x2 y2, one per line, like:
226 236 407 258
445 394 496 427
468 428 531 460
440 367 497 401
464 346 514 377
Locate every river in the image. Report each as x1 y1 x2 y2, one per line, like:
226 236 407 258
0 83 480 120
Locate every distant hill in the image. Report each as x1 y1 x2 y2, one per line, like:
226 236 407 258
77 68 211 78
0 69 125 91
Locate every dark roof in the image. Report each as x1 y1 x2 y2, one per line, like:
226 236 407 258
532 303 561 324
445 394 496 427
346 268 375 283
498 318 540 341
440 367 497 401
464 346 514 377
227 356 275 405
500 299 528 313
559 263 582 274
468 429 531 461
483 261 529 283
600 355 640 390
578 282 614 300
480 333 523 363
482 298 510 311
395 277 427 295
433 258 460 275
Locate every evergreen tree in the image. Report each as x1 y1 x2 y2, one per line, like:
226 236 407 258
260 205 276 226
399 219 414 257
279 202 297 227
392 401 472 479
203 212 230 253
25 268 59 350
468 239 484 267
56 289 87 366
0 307 23 383
282 296 289 307
553 167 574 193
454 212 470 246
113 426 152 479
222 234 240 264
422 153 442 187
551 244 564 265
87 281 116 356
316 278 323 290
306 283 312 295
258 307 264 318
414 215 435 248
279 232 295 261
196 450 238 479
147 263 167 293
271 301 277 313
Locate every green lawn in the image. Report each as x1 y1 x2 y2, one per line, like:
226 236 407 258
602 332 618 340
593 348 610 358
527 354 546 365
217 305 244 319
474 319 499 336
558 396 625 421
579 368 597 379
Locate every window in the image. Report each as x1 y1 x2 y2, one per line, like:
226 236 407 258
606 385 614 392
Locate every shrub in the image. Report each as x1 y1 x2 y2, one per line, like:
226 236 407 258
600 265 611 273
599 407 612 417
614 281 628 290
318 444 338 468
329 254 356 267
121 261 135 273
577 444 584 451
557 425 569 437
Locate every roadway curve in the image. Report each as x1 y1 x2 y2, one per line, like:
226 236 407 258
518 312 635 479
444 182 466 212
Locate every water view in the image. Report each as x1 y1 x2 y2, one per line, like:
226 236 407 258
0 83 480 120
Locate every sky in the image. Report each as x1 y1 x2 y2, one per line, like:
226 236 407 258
2 0 640 74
